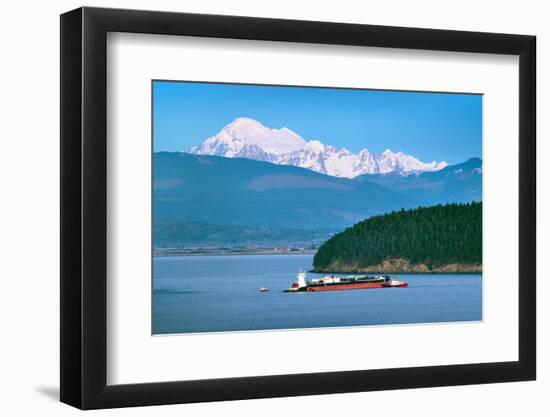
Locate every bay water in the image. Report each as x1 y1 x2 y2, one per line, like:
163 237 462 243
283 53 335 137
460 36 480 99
153 254 482 334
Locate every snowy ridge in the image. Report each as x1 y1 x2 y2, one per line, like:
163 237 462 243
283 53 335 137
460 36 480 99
189 117 447 178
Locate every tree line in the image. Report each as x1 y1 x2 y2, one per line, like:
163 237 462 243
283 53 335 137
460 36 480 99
313 202 482 270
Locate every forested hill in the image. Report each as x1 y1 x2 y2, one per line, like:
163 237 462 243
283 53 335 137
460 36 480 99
313 202 482 273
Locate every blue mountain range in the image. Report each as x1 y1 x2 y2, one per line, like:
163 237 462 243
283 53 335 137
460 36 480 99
153 152 481 248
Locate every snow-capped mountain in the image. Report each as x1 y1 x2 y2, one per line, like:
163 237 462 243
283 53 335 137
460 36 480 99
189 117 447 178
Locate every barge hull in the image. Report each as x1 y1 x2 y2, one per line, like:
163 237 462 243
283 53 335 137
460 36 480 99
306 282 385 291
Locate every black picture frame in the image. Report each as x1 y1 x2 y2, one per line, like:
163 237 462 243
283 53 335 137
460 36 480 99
60 6 536 410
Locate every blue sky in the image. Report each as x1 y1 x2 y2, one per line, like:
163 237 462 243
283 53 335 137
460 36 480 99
153 81 482 164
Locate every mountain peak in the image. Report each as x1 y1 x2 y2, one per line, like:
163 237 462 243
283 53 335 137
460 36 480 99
304 140 325 153
189 119 448 178
226 117 264 128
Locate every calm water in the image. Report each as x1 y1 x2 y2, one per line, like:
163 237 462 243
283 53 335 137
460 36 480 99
153 254 482 334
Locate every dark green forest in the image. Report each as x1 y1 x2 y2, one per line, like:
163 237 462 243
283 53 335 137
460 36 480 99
313 202 482 272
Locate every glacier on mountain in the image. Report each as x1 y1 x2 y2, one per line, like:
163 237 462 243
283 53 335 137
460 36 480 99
189 117 447 178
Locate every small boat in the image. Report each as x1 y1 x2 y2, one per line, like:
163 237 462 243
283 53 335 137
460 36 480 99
382 278 409 288
259 287 269 292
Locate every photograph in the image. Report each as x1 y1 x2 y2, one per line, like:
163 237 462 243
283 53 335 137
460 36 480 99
152 81 483 335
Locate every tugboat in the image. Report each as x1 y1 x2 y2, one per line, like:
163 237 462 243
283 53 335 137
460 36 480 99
382 277 408 288
284 270 407 292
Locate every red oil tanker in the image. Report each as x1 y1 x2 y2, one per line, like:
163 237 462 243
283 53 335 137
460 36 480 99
284 271 408 292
